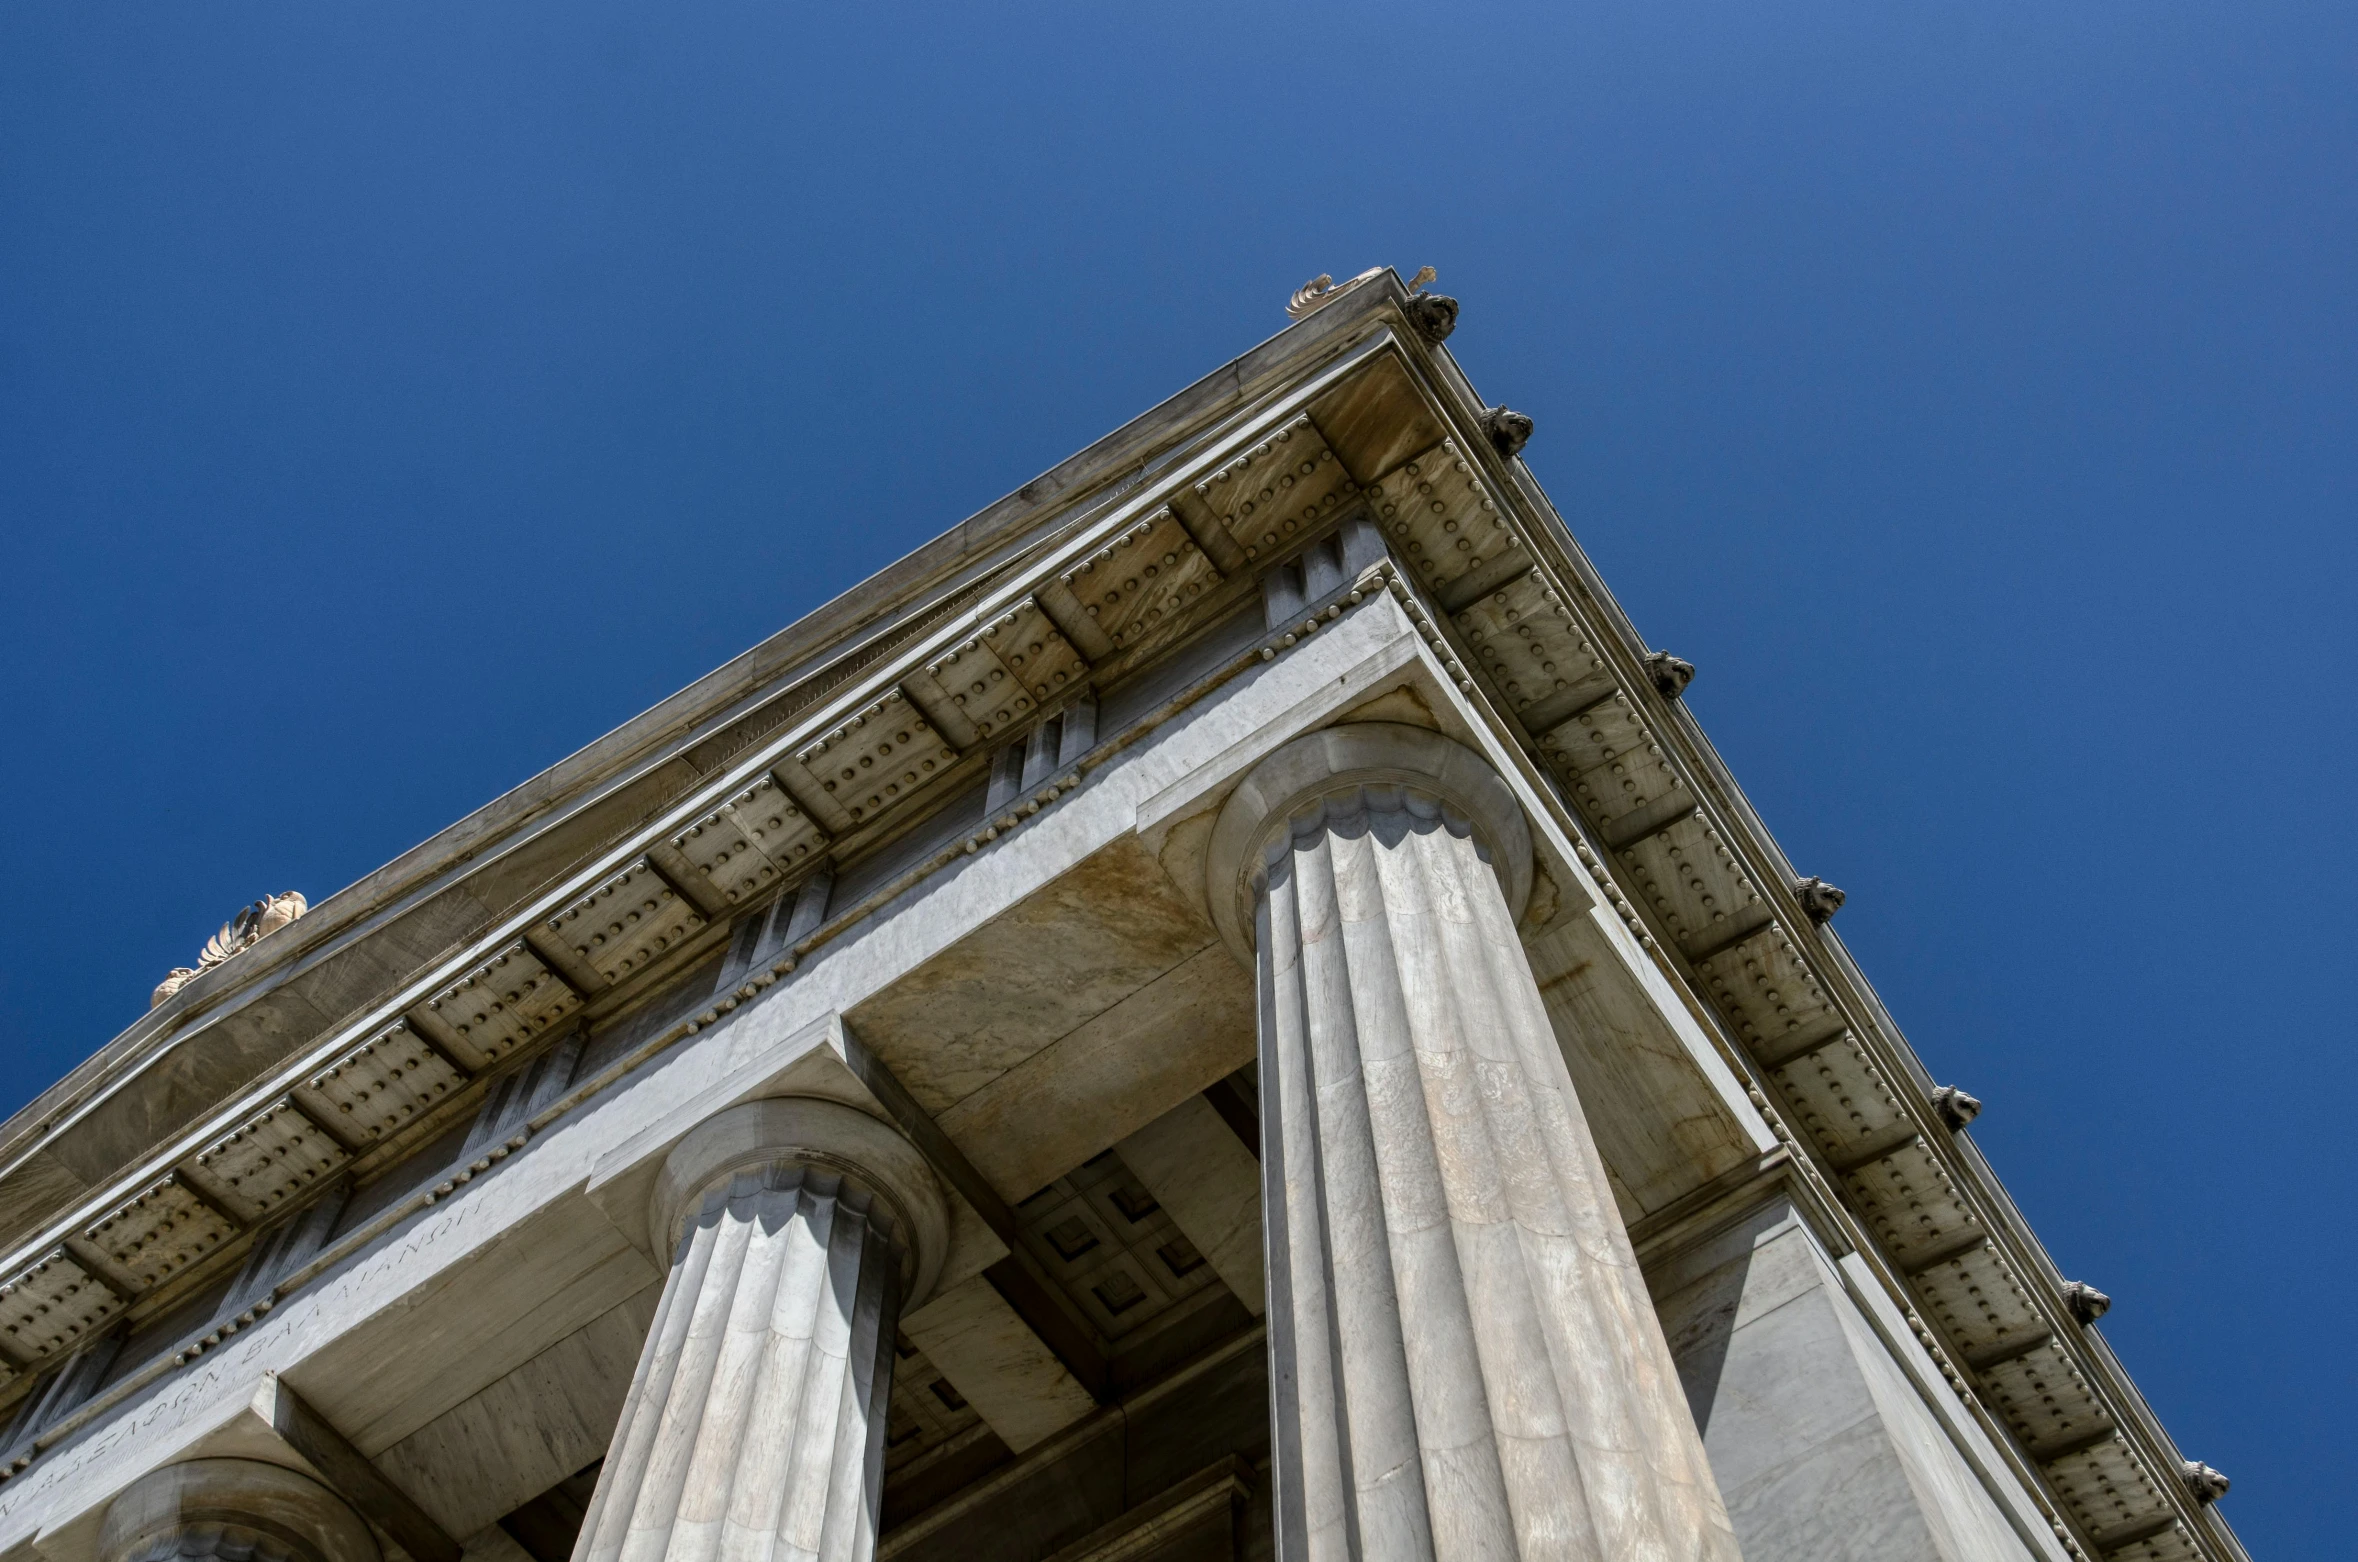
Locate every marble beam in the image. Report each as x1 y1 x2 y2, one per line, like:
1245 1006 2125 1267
1118 1097 1265 1316
252 1376 457 1562
900 1276 1094 1454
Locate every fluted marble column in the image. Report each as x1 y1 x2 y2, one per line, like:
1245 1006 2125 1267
1206 724 1739 1562
574 1099 948 1562
101 1459 378 1562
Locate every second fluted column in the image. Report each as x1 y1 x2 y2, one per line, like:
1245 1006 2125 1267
572 1098 947 1562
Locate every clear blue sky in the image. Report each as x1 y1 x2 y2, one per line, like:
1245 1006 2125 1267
3 3 2349 1551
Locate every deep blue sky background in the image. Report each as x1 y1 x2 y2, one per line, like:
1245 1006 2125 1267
3 3 2350 1551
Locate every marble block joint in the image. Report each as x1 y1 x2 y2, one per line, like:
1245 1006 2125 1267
1208 723 1741 1562
571 1099 949 1562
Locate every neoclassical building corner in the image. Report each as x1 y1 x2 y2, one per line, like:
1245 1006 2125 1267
0 271 2243 1562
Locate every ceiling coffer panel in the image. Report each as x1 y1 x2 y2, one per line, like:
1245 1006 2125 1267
670 773 829 908
1013 1150 1221 1340
84 1174 235 1291
547 859 708 987
1190 414 1360 563
925 597 1089 744
0 1249 121 1363
794 690 961 830
1364 440 1520 601
195 1097 349 1221
1057 509 1224 655
425 942 581 1069
884 1338 982 1468
301 1020 468 1144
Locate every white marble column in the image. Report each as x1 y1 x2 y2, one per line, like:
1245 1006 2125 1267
573 1099 948 1562
100 1459 379 1562
1205 724 1739 1562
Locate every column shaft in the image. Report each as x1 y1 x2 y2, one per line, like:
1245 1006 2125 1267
576 1168 897 1562
1257 785 1736 1562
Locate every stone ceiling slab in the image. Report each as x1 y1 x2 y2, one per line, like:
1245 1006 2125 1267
847 838 1219 1117
937 945 1256 1203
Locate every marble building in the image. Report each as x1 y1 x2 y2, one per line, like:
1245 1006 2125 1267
0 269 2245 1562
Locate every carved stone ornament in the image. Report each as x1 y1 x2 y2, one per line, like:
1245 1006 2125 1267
1795 876 1847 925
2181 1461 2231 1504
1930 1085 1983 1131
2063 1279 2113 1325
1285 266 1383 321
1402 290 1459 344
151 892 309 1009
1478 404 1534 459
1646 650 1696 700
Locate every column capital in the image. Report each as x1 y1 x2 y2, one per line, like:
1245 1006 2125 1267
651 1096 950 1309
100 1459 377 1562
1203 721 1532 963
